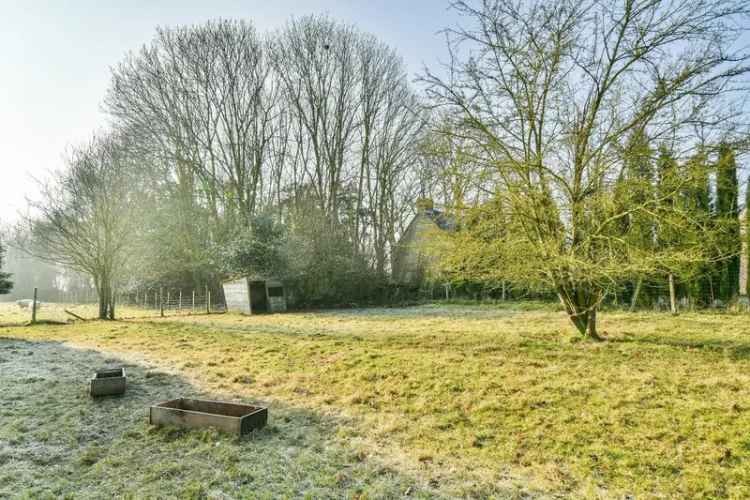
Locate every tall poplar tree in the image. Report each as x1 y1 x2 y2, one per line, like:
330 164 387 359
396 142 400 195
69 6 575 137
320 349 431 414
655 145 681 313
746 178 750 296
683 150 713 304
715 143 740 301
621 128 654 310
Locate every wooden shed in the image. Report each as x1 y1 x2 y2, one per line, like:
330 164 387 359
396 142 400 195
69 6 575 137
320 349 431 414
222 277 287 314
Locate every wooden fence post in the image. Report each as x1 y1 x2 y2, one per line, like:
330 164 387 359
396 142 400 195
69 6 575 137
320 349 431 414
192 290 195 313
206 284 210 314
32 287 38 324
160 287 164 317
179 290 182 311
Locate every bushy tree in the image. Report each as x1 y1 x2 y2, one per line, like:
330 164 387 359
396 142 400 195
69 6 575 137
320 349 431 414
284 199 386 307
219 214 287 279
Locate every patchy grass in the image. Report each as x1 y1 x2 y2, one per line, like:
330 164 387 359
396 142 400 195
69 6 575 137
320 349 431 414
0 302 196 326
0 337 430 499
2 304 750 498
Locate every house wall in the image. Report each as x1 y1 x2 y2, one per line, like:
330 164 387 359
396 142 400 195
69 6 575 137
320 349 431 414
392 214 442 285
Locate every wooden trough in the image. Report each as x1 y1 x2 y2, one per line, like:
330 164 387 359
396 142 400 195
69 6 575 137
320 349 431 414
90 367 127 397
149 398 268 436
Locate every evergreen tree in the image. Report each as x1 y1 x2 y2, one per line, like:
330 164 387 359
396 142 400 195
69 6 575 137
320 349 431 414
656 145 679 205
683 149 713 304
653 146 714 311
623 128 655 239
655 145 680 312
621 128 654 309
715 143 740 301
0 239 13 295
745 178 750 297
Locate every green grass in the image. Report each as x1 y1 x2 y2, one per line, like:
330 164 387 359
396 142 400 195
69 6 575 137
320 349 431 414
2 304 750 498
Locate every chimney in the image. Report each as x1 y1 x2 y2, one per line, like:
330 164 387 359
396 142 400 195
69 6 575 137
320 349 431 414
415 197 434 214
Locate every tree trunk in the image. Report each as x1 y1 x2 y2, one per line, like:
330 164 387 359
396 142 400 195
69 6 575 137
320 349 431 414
668 273 678 315
96 273 115 320
108 292 115 320
557 287 603 340
586 308 598 338
629 277 643 312
98 282 107 320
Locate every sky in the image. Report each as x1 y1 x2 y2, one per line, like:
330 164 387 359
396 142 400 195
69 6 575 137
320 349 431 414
0 0 458 222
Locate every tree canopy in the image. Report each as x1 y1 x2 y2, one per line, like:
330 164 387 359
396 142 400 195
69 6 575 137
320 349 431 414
424 0 750 337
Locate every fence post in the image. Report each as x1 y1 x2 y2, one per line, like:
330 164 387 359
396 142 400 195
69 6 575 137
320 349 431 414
167 290 170 311
179 290 182 312
206 284 210 314
192 290 195 313
32 287 38 324
160 287 164 317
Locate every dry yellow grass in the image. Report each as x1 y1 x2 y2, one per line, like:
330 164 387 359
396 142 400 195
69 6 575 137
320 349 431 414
2 303 750 498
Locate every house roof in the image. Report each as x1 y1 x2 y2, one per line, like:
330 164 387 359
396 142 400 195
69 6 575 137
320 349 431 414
423 208 457 231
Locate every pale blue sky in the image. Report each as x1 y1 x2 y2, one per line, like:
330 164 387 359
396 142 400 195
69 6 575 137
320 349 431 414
0 0 458 220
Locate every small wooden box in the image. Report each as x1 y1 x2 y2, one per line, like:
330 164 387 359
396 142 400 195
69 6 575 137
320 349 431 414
149 398 267 435
90 367 127 397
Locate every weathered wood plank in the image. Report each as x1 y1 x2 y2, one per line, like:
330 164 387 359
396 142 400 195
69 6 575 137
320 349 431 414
90 367 126 397
149 398 267 435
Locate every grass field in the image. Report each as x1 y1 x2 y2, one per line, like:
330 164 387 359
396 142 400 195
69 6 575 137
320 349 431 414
0 302 169 325
2 303 750 498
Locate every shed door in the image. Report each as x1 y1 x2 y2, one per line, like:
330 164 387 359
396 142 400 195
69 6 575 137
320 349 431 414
249 281 269 313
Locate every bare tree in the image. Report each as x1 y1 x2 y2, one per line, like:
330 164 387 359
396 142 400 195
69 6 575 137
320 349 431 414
22 134 141 319
425 0 750 338
106 20 278 227
272 16 362 219
102 17 425 292
273 15 424 272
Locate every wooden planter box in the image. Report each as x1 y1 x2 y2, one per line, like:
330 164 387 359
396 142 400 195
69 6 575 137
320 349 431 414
90 368 127 397
149 398 268 435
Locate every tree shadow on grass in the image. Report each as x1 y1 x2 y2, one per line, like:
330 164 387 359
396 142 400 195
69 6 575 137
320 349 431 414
607 333 750 360
0 336 447 499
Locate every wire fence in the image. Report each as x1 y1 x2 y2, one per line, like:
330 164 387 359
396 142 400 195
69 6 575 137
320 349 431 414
0 287 227 327
124 288 226 315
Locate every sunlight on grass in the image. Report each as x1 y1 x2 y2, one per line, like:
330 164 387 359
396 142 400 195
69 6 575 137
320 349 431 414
3 303 750 497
